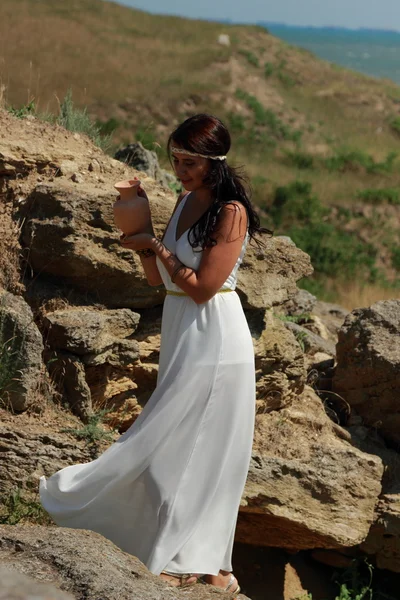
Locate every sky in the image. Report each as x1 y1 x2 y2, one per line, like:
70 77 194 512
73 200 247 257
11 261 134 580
114 0 400 32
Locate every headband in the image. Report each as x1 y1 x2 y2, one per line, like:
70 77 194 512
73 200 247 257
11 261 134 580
170 146 227 161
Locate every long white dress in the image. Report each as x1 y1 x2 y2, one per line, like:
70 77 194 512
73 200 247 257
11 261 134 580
39 193 256 576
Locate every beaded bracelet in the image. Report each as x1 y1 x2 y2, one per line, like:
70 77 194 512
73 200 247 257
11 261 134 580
136 248 156 258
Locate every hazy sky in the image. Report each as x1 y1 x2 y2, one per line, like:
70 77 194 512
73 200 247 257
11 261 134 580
114 0 400 31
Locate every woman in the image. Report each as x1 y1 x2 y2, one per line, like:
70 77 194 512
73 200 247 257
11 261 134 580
40 114 267 596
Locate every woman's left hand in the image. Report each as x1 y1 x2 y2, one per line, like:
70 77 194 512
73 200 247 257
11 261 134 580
120 232 155 250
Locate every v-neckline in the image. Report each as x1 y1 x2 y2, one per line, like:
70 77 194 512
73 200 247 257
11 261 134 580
174 192 191 243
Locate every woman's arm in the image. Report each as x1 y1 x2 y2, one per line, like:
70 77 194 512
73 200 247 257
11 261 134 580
152 201 248 304
135 190 186 287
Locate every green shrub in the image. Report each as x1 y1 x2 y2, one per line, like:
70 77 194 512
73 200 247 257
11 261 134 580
57 89 111 151
325 149 397 174
0 488 52 525
227 112 246 133
285 150 315 169
390 116 400 136
238 49 259 67
271 180 325 227
264 62 274 77
357 188 400 205
8 99 36 118
391 246 400 270
61 409 116 445
235 89 302 142
289 222 377 279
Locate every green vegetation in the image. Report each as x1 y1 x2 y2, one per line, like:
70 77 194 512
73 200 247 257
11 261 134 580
7 90 112 151
325 149 397 174
269 181 380 292
285 149 315 169
357 188 400 205
0 487 52 525
0 306 24 405
390 116 400 136
61 408 116 445
236 88 302 142
238 49 259 67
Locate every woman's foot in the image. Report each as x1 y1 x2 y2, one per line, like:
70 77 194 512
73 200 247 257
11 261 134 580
160 571 199 587
202 570 240 594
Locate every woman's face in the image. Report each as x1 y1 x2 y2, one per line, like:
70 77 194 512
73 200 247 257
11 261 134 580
171 148 210 192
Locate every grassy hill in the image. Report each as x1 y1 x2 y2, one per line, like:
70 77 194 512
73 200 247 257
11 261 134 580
1 0 400 305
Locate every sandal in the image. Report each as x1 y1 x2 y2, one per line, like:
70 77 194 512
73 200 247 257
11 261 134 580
201 573 241 595
160 570 199 588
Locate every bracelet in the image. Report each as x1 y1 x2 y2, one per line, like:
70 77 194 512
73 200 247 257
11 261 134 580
171 264 183 283
136 248 156 258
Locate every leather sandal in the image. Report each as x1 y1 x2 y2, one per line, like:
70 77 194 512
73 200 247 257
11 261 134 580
160 571 199 587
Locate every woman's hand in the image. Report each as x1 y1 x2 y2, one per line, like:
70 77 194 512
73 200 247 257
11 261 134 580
120 232 156 250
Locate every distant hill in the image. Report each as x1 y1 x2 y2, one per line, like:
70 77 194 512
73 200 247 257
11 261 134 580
0 0 399 304
259 23 400 84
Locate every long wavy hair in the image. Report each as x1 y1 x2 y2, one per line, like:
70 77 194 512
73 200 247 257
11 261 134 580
167 114 271 249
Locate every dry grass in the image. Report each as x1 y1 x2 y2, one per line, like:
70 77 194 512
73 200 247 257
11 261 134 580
0 202 23 295
327 280 400 310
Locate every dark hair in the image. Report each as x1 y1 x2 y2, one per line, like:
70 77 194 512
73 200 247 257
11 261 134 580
167 114 271 249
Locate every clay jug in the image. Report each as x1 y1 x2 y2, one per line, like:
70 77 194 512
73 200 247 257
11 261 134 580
113 179 151 235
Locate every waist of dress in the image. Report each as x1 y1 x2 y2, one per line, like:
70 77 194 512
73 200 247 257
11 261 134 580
166 288 235 297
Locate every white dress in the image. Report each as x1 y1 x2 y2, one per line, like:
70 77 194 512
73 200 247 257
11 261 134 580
39 193 256 576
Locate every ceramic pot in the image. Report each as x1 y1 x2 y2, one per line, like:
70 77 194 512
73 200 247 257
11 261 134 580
113 179 151 235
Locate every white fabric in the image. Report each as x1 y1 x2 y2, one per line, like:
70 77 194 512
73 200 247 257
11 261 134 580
39 193 256 576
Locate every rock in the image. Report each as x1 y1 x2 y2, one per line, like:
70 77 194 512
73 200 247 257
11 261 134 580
114 141 177 190
349 425 400 573
312 301 349 342
43 308 140 366
218 34 231 46
18 180 170 309
0 291 44 411
284 289 317 316
237 237 314 311
0 567 74 600
333 300 400 446
0 420 97 497
237 387 383 550
47 354 93 421
0 525 251 600
283 321 336 357
249 311 306 413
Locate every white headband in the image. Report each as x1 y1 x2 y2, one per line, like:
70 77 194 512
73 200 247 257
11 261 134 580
170 146 227 161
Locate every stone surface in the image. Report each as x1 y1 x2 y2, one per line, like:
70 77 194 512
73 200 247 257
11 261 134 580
43 308 140 366
237 387 383 550
237 236 313 311
249 311 306 414
0 567 74 600
283 321 336 357
0 291 44 411
114 141 176 189
0 526 250 600
46 354 93 421
333 300 400 446
283 288 317 316
0 418 100 497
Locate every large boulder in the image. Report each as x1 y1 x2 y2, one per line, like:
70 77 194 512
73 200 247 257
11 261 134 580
43 307 140 366
237 387 383 550
115 141 177 189
333 300 400 446
237 236 313 310
0 291 44 411
0 525 250 600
